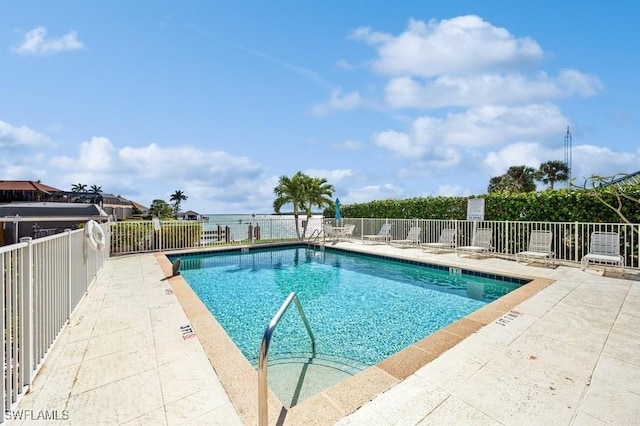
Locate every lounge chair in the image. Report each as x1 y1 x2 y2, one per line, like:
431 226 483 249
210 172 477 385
516 230 554 265
323 223 337 241
456 228 493 257
581 231 624 272
389 226 421 248
420 228 456 253
341 224 356 240
362 223 392 244
332 223 356 242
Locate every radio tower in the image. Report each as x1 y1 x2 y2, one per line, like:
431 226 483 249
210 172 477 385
564 126 572 188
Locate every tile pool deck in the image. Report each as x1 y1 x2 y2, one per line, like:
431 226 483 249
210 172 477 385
11 242 640 425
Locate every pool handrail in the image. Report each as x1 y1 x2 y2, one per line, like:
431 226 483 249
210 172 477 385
258 291 316 426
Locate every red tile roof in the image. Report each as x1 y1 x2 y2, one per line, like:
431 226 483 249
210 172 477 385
0 180 62 193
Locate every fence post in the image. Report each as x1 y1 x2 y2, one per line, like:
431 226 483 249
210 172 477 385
574 222 579 262
66 229 73 315
19 237 34 387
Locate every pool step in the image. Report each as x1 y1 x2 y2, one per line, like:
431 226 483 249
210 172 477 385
254 353 370 408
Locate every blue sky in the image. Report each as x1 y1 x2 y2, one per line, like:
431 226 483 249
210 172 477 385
1 1 638 214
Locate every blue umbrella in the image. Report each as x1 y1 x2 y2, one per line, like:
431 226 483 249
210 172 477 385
334 198 342 224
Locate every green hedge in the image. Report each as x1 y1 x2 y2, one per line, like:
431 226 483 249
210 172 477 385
325 187 640 223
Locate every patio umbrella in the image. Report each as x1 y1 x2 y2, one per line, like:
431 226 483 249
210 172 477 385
334 198 341 225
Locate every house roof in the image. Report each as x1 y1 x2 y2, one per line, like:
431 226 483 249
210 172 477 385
0 180 63 193
607 171 640 188
130 200 148 211
182 210 199 216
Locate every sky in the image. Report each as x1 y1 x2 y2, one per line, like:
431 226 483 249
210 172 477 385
1 1 638 214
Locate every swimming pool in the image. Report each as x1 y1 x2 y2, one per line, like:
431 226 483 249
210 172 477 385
172 246 526 370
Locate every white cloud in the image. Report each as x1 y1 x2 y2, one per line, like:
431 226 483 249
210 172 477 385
373 104 568 159
304 168 355 184
49 137 270 211
13 26 83 55
332 139 364 151
0 120 51 147
312 89 362 116
483 142 547 176
481 142 640 188
437 185 472 197
385 70 603 109
344 183 403 203
571 145 640 184
352 16 543 77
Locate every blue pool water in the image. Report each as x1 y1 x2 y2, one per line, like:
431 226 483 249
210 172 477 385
172 246 524 367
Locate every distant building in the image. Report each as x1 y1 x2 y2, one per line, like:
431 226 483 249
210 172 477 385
100 193 141 220
0 202 108 246
180 210 200 220
0 180 67 203
0 180 148 221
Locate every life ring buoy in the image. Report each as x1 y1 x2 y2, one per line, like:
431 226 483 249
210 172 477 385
86 220 106 251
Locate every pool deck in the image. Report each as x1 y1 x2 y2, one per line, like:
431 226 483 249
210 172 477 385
10 242 640 425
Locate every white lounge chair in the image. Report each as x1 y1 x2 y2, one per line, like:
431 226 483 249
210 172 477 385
516 230 554 265
581 231 624 272
332 223 355 242
420 228 456 253
456 228 493 257
341 224 355 240
362 223 392 244
390 226 421 248
323 223 337 241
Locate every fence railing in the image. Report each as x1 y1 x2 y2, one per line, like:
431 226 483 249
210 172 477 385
1 225 109 419
109 217 639 269
109 217 325 255
333 218 640 269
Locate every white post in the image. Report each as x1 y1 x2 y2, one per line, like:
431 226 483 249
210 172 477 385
20 237 34 387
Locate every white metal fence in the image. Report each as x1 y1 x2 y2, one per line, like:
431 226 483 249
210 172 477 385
110 217 324 255
334 218 640 269
108 217 639 269
1 225 109 419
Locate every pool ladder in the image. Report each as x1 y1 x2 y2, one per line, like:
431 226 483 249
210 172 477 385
258 292 316 426
307 228 324 247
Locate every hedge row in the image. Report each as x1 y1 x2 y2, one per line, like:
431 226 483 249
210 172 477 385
326 187 640 223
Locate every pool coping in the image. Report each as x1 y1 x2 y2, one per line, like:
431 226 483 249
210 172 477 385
156 244 554 425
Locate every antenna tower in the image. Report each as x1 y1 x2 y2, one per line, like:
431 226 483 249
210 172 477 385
564 126 572 188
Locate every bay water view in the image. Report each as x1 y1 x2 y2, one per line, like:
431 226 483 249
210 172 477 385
201 214 325 243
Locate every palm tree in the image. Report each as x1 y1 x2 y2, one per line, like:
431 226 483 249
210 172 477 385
301 175 334 235
504 166 537 192
273 172 307 239
488 166 537 193
170 190 188 218
71 183 87 192
273 172 335 239
537 160 569 189
89 185 102 203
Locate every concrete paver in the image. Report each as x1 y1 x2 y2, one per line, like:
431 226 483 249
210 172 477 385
10 244 640 425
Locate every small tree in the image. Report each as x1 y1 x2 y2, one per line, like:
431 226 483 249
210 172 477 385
71 183 87 192
580 174 640 233
537 160 569 189
273 171 334 239
89 184 103 203
149 199 173 218
170 190 188 218
488 166 536 193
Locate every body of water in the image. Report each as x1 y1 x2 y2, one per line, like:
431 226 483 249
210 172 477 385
201 214 324 242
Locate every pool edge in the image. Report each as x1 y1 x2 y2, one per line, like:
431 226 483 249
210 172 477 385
156 249 554 425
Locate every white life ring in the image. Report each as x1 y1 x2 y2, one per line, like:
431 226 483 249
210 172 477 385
86 220 106 251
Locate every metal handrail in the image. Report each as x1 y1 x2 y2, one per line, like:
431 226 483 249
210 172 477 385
307 228 321 245
258 292 315 426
